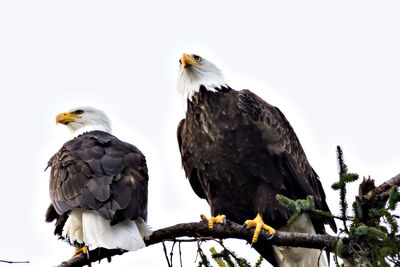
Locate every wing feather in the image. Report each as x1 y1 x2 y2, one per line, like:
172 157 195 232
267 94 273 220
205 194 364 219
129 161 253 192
48 130 148 226
238 89 336 232
177 119 208 200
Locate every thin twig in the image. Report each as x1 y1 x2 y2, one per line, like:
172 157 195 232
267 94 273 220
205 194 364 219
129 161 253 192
162 241 172 267
194 239 202 264
0 260 29 264
317 246 326 267
179 242 183 267
170 241 176 266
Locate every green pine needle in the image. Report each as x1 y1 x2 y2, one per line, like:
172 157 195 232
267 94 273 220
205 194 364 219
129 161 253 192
254 256 263 267
342 173 359 183
210 247 227 267
388 186 400 211
353 225 387 240
331 182 342 190
276 194 333 225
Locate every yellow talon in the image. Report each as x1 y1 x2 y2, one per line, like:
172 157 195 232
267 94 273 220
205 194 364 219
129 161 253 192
201 214 226 229
71 245 88 258
244 213 275 243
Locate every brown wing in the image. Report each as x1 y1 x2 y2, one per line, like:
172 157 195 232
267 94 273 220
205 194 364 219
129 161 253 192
45 204 68 237
238 89 337 232
177 119 207 200
47 130 148 226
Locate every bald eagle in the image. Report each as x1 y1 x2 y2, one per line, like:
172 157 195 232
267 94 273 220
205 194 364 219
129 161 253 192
176 54 336 266
45 107 152 257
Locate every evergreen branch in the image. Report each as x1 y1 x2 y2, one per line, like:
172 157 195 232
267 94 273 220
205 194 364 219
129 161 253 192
345 173 400 265
276 194 339 225
215 240 250 267
388 186 400 211
197 240 211 267
333 146 359 233
254 256 263 267
210 247 228 267
352 224 387 240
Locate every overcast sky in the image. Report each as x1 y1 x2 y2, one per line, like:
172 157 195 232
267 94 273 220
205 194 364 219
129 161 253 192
1 1 399 266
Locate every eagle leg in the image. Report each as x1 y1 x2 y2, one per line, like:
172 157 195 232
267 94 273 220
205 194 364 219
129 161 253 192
71 245 88 258
243 213 275 243
201 214 226 229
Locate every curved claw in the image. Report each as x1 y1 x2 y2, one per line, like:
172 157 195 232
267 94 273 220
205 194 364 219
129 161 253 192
244 213 276 243
267 232 275 240
200 214 226 229
241 223 247 231
223 217 227 229
71 245 88 258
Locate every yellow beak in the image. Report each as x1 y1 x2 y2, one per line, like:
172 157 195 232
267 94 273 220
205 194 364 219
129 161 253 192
56 112 81 125
182 53 200 68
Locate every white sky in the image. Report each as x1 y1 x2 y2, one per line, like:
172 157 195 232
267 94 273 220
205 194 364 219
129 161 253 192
0 1 399 266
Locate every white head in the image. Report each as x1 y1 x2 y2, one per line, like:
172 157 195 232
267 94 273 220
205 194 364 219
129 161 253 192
177 53 227 104
56 106 112 135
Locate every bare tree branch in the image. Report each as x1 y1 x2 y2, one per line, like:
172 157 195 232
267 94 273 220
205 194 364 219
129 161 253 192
366 173 400 203
55 221 339 267
55 173 400 267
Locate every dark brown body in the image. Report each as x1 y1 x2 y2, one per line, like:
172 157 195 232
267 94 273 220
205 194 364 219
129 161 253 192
177 86 336 264
45 130 148 238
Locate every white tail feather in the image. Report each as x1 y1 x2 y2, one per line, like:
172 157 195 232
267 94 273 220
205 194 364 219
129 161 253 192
136 218 153 240
62 209 83 244
62 209 153 251
272 214 328 267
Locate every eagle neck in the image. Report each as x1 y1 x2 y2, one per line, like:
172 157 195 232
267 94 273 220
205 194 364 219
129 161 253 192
71 124 111 137
186 85 232 107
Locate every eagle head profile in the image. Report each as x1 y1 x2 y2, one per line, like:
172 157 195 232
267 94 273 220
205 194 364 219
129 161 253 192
56 106 112 134
177 53 227 102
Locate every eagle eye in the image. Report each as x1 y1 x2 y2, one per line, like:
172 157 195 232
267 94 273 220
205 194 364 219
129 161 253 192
193 55 201 62
74 109 84 115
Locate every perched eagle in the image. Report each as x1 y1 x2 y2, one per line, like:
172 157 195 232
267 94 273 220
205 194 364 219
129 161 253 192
45 107 152 257
176 54 336 266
